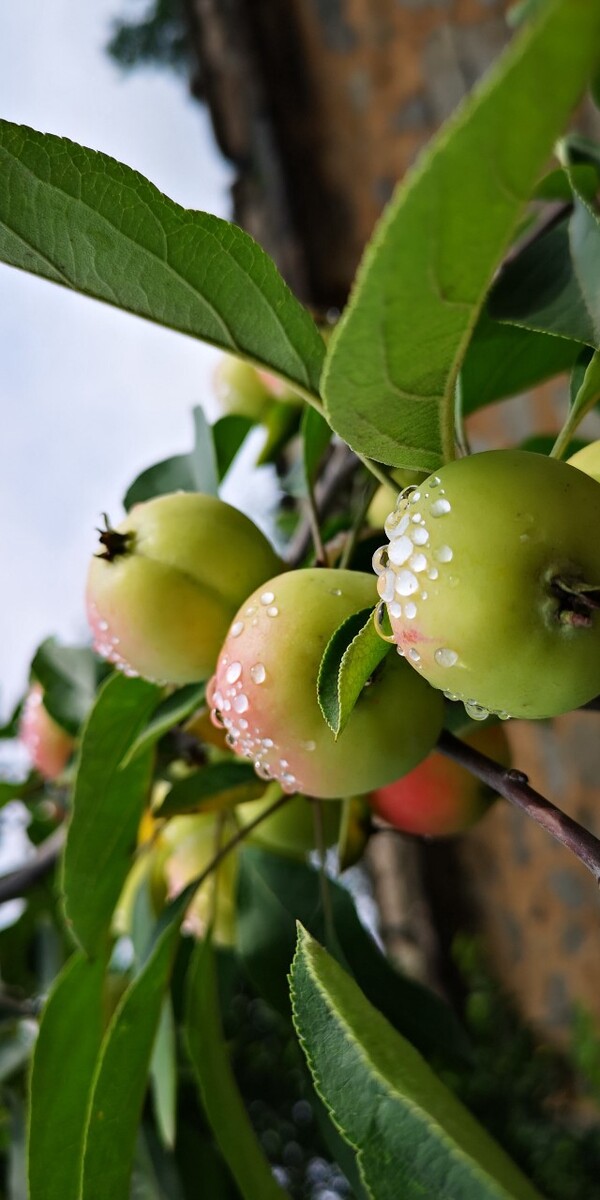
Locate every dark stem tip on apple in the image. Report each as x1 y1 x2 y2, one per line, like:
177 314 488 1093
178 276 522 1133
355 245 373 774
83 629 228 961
551 575 600 628
94 513 133 563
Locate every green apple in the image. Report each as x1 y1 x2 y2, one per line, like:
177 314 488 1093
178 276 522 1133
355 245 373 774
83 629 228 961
207 568 444 799
374 450 600 719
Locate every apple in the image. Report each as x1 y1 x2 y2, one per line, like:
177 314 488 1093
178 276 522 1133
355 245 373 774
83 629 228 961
370 722 508 837
567 440 600 484
19 683 74 780
86 491 282 684
213 355 270 421
373 450 600 719
207 568 444 799
238 785 342 859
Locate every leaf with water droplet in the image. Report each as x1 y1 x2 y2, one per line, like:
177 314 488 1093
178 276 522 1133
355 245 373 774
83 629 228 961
317 607 391 739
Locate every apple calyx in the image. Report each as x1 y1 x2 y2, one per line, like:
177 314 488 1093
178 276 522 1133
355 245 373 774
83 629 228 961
95 513 133 563
551 575 600 628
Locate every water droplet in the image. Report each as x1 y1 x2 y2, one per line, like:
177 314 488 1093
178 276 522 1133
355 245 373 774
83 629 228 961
255 762 272 780
231 620 244 638
210 708 225 729
404 601 417 619
245 605 257 617
411 526 428 546
464 699 489 721
250 663 266 684
267 606 279 618
443 691 460 701
388 536 413 567
430 498 451 517
411 513 422 523
377 569 396 602
226 661 242 684
498 711 511 721
408 490 421 504
435 545 453 563
429 475 441 488
280 759 289 769
281 772 297 791
98 619 109 632
434 647 458 668
389 601 402 619
387 512 410 539
260 591 275 605
374 602 397 642
409 553 427 573
331 587 342 596
302 739 316 752
396 645 405 656
225 731 238 748
372 547 388 575
262 738 274 749
395 569 419 597
427 567 439 581
407 647 421 663
233 693 249 713
222 700 231 712
399 485 418 502
239 718 249 730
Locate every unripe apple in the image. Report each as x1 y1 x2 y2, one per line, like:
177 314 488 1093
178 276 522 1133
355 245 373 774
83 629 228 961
373 450 600 719
567 440 600 484
19 684 74 780
161 813 238 944
370 723 508 837
86 492 282 684
207 569 444 800
213 356 270 421
238 786 342 859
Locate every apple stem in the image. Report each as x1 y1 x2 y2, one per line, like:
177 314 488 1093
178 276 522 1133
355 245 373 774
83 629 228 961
94 513 133 562
438 729 600 883
551 576 600 627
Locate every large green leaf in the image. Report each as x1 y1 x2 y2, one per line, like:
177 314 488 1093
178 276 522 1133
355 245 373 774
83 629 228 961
459 309 579 416
81 898 186 1200
62 674 160 956
28 951 107 1200
184 936 287 1200
291 927 542 1200
237 847 470 1067
322 0 600 469
154 761 263 817
0 120 324 397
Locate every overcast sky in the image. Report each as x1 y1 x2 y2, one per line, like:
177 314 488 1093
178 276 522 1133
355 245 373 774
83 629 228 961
0 2 241 715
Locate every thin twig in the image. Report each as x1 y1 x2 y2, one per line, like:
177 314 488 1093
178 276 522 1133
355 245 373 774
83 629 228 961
0 826 66 904
438 729 600 882
312 799 336 947
286 444 360 566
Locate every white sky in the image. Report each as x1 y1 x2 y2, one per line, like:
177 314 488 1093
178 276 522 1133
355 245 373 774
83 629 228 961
0 2 239 715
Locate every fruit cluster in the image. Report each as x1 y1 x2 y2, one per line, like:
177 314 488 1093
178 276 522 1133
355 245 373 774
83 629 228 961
21 407 599 906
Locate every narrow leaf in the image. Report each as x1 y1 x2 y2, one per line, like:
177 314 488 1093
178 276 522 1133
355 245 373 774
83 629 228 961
238 847 470 1067
31 639 102 735
318 607 390 737
121 683 205 767
184 937 287 1200
322 0 600 468
149 998 177 1150
552 348 600 458
0 121 324 396
302 405 331 489
124 407 218 510
291 927 542 1200
460 309 578 416
28 951 107 1200
62 674 160 955
212 414 254 480
155 761 263 818
81 899 185 1200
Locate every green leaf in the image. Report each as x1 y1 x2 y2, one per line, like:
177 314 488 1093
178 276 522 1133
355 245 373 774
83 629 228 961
551 347 600 458
291 927 542 1200
460 309 579 416
155 761 263 818
317 607 390 738
0 123 326 393
31 639 102 735
237 847 471 1067
568 192 600 342
62 674 160 956
149 997 177 1150
120 683 205 767
124 408 218 510
322 0 600 469
212 414 254 479
184 936 287 1200
0 121 324 396
81 898 186 1200
489 210 600 348
28 951 107 1200
302 405 331 489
